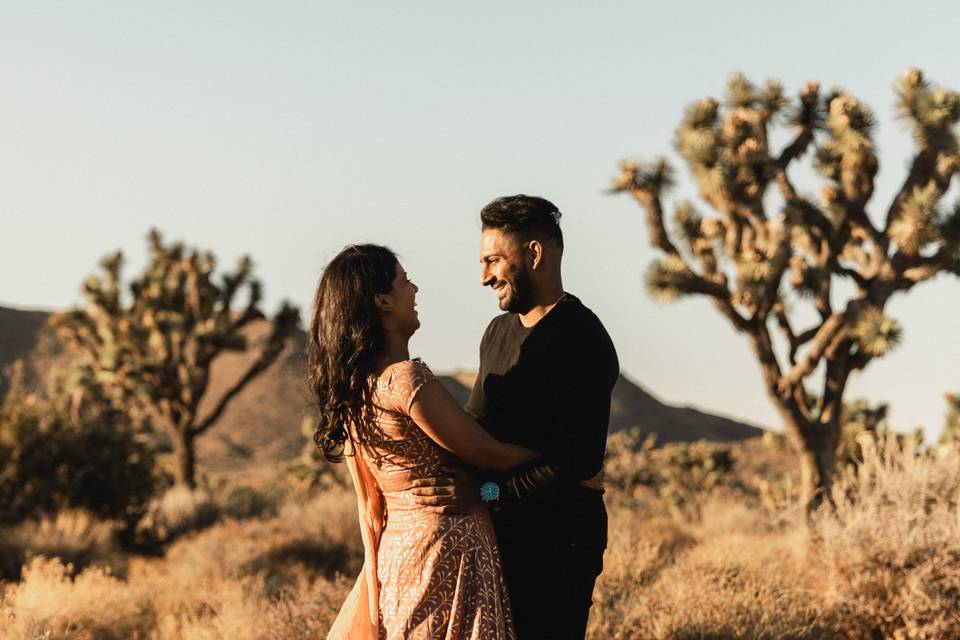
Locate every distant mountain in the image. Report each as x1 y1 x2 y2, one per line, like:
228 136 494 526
0 305 764 475
438 371 764 444
0 305 71 393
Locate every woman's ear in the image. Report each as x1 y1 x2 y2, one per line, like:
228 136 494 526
374 293 392 312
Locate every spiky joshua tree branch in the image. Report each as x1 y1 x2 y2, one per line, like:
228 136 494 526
612 70 960 507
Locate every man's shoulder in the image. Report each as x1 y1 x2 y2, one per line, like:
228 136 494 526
547 295 619 379
480 311 514 340
487 310 513 328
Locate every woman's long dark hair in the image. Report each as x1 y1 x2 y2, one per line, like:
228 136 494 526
308 244 398 462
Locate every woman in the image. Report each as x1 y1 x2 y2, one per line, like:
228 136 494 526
309 244 537 640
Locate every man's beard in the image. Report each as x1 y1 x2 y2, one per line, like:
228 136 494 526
499 268 533 314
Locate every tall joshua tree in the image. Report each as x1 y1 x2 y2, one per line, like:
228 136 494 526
612 70 960 507
52 229 300 488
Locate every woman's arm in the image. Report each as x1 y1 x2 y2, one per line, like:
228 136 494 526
408 379 538 471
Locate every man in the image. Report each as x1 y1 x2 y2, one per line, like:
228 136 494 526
415 195 619 639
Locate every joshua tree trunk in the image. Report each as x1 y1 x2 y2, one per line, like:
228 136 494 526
796 433 838 507
174 429 198 489
749 328 850 507
778 411 841 509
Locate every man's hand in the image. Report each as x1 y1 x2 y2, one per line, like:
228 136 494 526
409 466 482 514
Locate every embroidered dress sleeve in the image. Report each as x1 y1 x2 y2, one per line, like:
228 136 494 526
381 359 437 416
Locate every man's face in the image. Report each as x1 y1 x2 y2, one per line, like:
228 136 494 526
480 228 533 313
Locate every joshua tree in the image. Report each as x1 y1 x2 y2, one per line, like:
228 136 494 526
612 70 960 507
52 229 300 488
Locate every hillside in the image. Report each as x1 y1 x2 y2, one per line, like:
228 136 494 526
0 306 70 392
0 305 765 476
441 371 763 444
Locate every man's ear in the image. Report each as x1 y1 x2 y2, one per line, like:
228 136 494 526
527 240 544 270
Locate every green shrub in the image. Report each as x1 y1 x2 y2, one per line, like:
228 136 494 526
0 362 164 529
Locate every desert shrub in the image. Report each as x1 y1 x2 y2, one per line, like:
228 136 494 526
836 399 893 467
134 485 222 546
0 509 119 581
0 487 359 639
0 363 164 528
0 556 150 640
755 473 801 517
588 496 841 639
817 432 960 638
134 477 294 548
604 427 658 493
654 441 735 520
605 428 736 520
940 392 960 445
282 416 352 493
148 488 359 599
219 482 283 520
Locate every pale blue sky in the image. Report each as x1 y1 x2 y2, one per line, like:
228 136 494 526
2 2 958 438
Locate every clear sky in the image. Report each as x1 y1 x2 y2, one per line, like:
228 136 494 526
2 1 958 439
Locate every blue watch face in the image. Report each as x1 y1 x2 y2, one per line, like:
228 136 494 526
480 481 500 501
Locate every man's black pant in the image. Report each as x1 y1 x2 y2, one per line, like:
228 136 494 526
495 508 607 640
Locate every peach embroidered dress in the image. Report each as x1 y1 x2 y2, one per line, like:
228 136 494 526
326 359 516 640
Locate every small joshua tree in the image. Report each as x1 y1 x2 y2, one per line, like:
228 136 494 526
612 70 960 508
52 229 299 488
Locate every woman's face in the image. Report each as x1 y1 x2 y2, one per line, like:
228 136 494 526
381 262 420 335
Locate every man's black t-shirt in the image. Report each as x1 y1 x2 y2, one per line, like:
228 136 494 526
466 293 619 547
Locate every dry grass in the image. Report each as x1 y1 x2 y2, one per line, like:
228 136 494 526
816 433 960 638
134 486 223 545
589 498 838 639
0 510 119 581
2 437 959 639
0 491 357 640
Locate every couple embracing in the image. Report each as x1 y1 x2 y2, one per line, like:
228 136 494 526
309 195 619 640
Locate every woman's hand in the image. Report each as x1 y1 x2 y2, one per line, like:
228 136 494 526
580 469 605 493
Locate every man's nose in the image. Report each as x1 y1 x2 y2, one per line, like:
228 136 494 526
480 265 494 287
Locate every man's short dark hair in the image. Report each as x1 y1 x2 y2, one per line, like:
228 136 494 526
480 195 563 249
